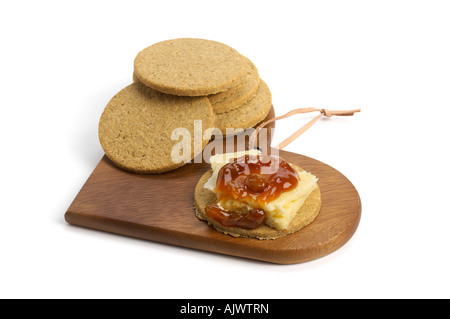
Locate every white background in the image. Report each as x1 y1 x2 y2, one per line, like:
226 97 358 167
1 0 449 299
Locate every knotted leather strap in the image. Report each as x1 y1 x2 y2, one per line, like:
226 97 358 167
249 108 361 150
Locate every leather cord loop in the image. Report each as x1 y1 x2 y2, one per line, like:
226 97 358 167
249 107 361 150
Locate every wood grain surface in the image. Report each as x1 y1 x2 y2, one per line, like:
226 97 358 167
65 106 361 264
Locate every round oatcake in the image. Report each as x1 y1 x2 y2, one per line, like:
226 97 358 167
194 164 322 240
134 38 246 96
99 82 214 174
214 80 272 134
208 56 261 114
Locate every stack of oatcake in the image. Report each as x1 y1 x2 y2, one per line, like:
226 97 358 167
99 38 272 174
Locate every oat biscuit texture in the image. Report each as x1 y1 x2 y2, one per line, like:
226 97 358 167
208 56 260 114
99 82 214 174
134 38 246 96
214 80 272 134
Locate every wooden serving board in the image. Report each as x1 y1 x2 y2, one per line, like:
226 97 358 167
65 149 361 264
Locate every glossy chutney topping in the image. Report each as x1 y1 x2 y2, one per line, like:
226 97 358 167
205 154 299 229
